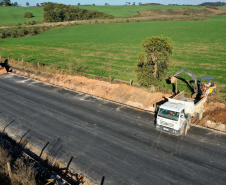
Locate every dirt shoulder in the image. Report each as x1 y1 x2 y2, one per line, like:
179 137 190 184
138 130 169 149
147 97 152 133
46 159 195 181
11 65 171 112
193 102 226 132
8 64 226 133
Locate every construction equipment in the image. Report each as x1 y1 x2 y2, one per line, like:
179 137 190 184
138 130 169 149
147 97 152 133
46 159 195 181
156 91 207 136
155 68 216 136
200 76 216 97
170 68 198 93
170 68 216 98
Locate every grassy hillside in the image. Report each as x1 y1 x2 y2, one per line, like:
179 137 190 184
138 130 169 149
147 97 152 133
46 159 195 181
218 6 226 11
0 5 206 26
0 18 225 94
79 5 205 17
0 6 43 26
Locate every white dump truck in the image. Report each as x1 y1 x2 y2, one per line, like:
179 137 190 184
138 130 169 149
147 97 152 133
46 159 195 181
156 91 207 136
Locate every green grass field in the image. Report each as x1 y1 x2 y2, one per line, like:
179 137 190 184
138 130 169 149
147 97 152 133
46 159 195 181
0 6 43 26
0 5 206 26
0 17 225 94
79 5 205 17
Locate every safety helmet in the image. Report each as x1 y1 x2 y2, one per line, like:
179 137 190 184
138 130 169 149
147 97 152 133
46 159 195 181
208 80 210 83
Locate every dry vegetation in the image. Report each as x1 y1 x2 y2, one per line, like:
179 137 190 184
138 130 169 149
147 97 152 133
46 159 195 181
0 130 85 185
0 138 36 185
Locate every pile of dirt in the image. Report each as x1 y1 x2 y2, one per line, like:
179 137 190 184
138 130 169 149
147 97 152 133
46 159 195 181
194 102 226 131
13 67 171 112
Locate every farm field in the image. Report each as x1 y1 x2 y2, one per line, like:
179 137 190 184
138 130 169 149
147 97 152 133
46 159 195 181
0 6 43 26
0 5 206 26
79 5 205 17
0 17 225 95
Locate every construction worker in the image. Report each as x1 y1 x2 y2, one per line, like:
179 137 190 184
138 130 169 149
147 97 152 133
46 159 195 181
205 80 211 95
206 80 211 88
201 80 211 98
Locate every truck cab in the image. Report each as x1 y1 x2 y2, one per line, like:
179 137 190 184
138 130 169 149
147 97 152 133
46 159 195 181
156 101 190 136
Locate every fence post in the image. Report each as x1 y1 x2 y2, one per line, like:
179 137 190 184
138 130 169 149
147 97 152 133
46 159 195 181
130 79 133 86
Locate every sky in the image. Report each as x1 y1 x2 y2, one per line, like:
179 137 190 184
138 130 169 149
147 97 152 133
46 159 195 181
13 0 226 7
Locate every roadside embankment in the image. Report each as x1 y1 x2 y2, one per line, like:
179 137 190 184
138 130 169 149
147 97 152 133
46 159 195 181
9 65 226 133
11 65 171 112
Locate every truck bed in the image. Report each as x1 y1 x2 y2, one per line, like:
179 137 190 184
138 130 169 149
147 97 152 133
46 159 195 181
167 91 207 115
174 96 200 104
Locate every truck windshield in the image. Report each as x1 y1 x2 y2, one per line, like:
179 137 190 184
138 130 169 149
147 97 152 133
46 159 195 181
158 108 179 121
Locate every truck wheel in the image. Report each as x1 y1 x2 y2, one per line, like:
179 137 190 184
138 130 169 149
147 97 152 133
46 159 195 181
187 119 191 130
182 124 188 136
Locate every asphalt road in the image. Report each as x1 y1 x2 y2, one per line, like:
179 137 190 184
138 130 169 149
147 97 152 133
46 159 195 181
0 73 225 185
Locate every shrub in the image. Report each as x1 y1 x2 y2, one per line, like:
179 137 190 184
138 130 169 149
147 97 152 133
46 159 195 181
24 12 34 18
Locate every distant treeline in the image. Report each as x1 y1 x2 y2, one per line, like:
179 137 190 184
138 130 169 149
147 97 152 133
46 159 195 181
139 3 162 6
199 2 226 6
43 3 114 22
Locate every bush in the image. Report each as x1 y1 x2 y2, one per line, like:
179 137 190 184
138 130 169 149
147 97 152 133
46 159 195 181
24 12 34 18
0 26 51 39
43 3 115 22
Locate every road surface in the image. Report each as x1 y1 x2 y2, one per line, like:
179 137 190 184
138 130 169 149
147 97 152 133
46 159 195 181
0 73 225 185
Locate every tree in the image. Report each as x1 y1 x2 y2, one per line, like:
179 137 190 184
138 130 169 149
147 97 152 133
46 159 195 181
0 0 11 6
13 1 18 6
36 3 40 6
26 2 29 6
136 36 173 86
77 3 80 6
132 2 135 6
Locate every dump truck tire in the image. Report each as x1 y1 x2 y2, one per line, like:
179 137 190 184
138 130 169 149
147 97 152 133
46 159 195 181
182 123 188 136
197 111 203 120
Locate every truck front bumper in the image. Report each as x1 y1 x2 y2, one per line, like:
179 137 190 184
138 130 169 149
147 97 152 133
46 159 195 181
156 125 181 136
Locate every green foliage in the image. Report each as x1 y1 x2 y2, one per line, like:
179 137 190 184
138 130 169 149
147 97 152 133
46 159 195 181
0 0 11 6
24 12 33 18
136 36 173 87
0 26 50 39
136 53 157 86
141 36 173 59
43 3 114 22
